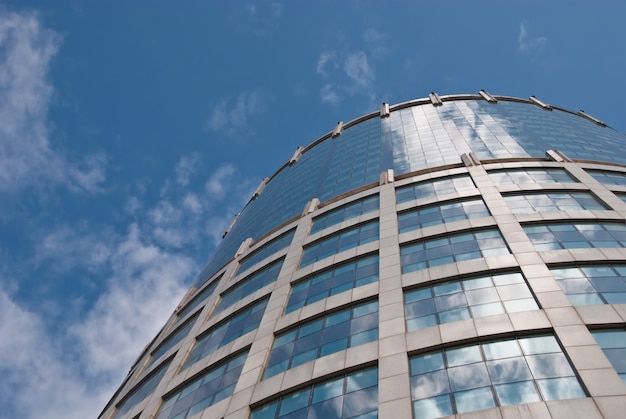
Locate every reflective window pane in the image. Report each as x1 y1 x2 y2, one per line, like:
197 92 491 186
409 335 585 418
156 352 247 419
550 264 626 306
401 229 509 273
300 221 379 268
311 195 379 234
264 301 378 378
404 272 538 331
285 254 378 313
251 367 377 419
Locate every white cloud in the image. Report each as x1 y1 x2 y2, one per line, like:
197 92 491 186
344 51 374 87
35 226 112 272
0 289 106 419
320 83 341 104
174 153 201 186
69 223 193 377
1 221 196 419
205 163 237 199
315 49 376 105
0 10 106 193
207 90 266 134
125 196 142 215
316 51 336 76
518 21 547 55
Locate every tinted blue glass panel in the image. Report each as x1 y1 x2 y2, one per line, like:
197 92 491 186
300 221 379 268
589 170 626 186
405 272 537 331
286 254 378 313
251 367 377 419
590 329 626 385
156 351 248 419
503 191 606 213
409 335 585 418
264 300 378 378
185 298 268 368
149 312 200 366
489 168 576 185
396 175 476 204
401 229 509 273
311 195 379 235
114 359 172 419
238 230 294 275
550 264 626 306
398 198 490 233
524 222 626 251
174 275 221 325
215 258 283 315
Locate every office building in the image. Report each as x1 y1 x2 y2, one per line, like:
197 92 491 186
100 92 626 419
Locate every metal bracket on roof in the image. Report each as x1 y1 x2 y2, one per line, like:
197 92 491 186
529 95 553 110
304 198 320 215
461 152 481 167
429 92 443 107
479 90 497 103
252 177 269 200
332 121 344 138
236 238 254 258
380 103 390 118
380 169 395 185
222 212 240 238
578 110 606 127
546 149 572 162
289 147 304 166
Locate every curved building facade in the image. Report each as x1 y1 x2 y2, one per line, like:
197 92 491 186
101 92 626 419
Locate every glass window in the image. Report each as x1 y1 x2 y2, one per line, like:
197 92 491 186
311 195 379 235
401 229 509 274
503 191 606 213
396 175 476 204
524 222 626 251
300 221 379 268
590 329 626 386
264 300 378 378
550 264 626 306
405 272 538 331
488 168 577 185
114 359 172 419
215 258 283 315
409 335 586 418
398 198 490 233
184 298 268 369
286 254 378 313
589 170 626 187
156 351 248 419
238 230 295 275
174 275 221 324
149 312 200 367
251 366 378 419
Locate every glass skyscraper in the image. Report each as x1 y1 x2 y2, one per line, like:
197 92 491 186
100 92 626 419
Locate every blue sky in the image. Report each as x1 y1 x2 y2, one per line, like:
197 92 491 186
0 1 625 418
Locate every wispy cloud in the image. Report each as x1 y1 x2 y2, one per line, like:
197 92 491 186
518 21 547 56
344 51 374 87
316 51 336 77
241 1 283 36
206 90 268 137
0 289 107 419
316 50 376 104
205 163 237 198
0 10 106 193
174 153 201 186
